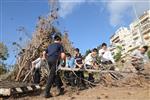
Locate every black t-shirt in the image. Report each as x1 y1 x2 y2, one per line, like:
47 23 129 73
46 43 64 60
75 53 83 65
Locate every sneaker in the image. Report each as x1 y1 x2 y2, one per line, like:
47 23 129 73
44 93 52 98
58 88 64 95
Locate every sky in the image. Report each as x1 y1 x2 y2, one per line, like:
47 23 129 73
0 0 150 66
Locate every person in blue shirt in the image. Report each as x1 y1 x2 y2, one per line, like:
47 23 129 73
66 53 75 68
64 53 76 87
43 35 66 98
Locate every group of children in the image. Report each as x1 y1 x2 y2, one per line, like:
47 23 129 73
31 44 149 86
30 35 149 98
66 43 115 69
31 42 116 85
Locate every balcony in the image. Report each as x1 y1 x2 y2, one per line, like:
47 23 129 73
143 34 150 40
133 36 139 41
111 36 119 42
114 39 120 43
139 13 149 22
132 31 138 36
142 23 150 34
140 17 149 24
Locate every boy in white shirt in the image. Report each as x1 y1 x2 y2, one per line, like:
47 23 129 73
31 52 48 84
99 43 115 64
131 46 149 71
99 43 115 70
85 48 98 82
85 48 99 69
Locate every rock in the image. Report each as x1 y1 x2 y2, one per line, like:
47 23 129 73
97 96 101 99
76 92 80 95
70 96 76 100
105 95 109 98
127 92 132 95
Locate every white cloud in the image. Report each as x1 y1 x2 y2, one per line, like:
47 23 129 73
107 0 150 27
58 0 86 18
56 0 150 26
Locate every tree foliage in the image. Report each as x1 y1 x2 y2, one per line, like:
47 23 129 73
0 42 9 60
0 42 8 75
84 49 91 58
114 46 122 62
147 50 150 59
0 64 7 75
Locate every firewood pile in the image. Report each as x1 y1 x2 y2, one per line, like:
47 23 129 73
99 62 150 88
0 0 74 84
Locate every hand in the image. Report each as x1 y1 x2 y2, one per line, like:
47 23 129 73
101 52 105 55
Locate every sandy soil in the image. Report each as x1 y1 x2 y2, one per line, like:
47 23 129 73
9 85 149 100
4 63 150 100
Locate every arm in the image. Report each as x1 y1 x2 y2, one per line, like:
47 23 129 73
109 51 115 63
60 45 66 61
31 62 35 71
61 52 66 60
43 51 47 59
31 58 40 71
75 60 83 68
99 49 105 57
131 50 142 61
143 55 149 63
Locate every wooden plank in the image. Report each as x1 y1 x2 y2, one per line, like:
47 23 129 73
59 67 133 74
27 86 33 91
35 85 40 89
0 81 41 96
59 67 115 73
15 88 23 93
0 88 11 96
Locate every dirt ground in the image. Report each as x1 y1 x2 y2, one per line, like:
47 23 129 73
4 63 150 100
11 85 150 100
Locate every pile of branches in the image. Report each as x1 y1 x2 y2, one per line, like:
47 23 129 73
99 63 150 88
3 1 74 83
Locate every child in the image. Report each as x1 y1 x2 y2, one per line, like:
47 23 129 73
66 53 75 68
131 46 149 71
85 48 98 82
31 52 47 84
74 48 86 89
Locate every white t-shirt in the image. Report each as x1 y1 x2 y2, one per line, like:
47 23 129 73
32 58 48 69
85 53 96 65
99 49 115 63
131 50 149 63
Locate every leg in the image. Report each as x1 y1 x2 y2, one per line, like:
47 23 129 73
33 69 40 84
80 71 86 86
69 72 76 87
55 71 64 95
88 73 94 82
36 69 41 84
55 71 63 88
45 62 56 97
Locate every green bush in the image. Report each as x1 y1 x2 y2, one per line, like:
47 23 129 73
147 50 150 59
0 64 7 75
114 51 122 62
114 46 122 62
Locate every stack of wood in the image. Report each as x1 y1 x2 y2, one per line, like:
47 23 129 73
3 0 74 83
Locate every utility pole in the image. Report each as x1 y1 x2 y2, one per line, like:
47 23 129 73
132 4 145 45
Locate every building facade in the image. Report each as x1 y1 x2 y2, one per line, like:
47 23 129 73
110 10 150 58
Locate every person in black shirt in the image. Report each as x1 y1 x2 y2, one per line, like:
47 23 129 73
74 48 86 89
43 35 66 98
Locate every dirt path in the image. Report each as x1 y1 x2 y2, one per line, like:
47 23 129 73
10 86 149 100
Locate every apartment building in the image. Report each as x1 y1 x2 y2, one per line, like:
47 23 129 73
110 27 131 56
110 10 150 58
